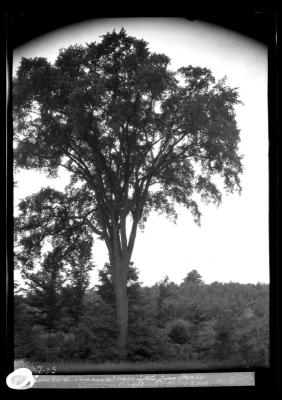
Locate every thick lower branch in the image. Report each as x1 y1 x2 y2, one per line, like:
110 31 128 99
127 218 138 260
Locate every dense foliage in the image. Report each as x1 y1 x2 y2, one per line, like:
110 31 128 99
14 268 269 368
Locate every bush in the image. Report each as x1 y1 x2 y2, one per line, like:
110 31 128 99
128 320 174 361
166 319 192 345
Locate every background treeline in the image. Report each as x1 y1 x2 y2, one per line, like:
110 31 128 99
14 265 269 368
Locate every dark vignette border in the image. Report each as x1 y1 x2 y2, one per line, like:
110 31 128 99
2 7 280 395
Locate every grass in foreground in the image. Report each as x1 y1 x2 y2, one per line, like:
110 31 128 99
15 358 255 374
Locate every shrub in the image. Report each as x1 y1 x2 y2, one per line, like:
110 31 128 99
166 319 192 345
128 320 174 361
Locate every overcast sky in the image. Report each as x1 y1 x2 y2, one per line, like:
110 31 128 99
13 17 269 286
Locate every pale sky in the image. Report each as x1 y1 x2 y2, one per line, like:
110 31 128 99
13 17 269 286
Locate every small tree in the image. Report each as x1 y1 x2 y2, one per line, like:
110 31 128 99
155 276 175 327
14 28 242 355
60 262 93 326
24 249 65 331
183 269 205 285
15 192 94 330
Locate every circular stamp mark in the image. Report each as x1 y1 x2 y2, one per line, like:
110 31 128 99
6 368 35 390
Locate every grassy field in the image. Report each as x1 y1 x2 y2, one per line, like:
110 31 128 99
15 358 251 374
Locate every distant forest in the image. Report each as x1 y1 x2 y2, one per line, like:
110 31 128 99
14 266 269 368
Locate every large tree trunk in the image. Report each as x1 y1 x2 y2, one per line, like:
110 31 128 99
106 213 138 357
114 268 129 357
111 256 130 358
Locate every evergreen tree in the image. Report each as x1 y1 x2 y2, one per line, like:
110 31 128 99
183 269 205 285
24 248 65 331
155 276 175 327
